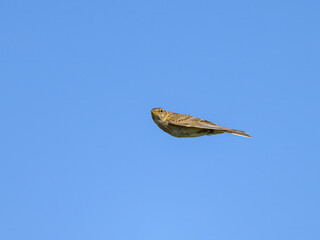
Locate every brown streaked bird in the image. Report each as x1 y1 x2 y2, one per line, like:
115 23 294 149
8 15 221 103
151 108 251 138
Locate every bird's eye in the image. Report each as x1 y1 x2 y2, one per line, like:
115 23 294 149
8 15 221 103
160 110 163 113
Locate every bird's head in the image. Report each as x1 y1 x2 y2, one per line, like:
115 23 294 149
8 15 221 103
151 108 168 122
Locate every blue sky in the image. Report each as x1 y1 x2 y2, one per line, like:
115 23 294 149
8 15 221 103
1 0 320 239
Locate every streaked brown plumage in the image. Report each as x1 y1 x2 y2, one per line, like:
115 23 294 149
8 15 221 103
151 108 251 138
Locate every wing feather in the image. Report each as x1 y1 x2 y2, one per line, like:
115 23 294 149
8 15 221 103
168 113 251 138
169 115 226 130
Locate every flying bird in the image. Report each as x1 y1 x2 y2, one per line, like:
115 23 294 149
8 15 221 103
151 108 251 138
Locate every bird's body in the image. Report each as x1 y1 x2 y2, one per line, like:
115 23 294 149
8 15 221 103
151 108 251 138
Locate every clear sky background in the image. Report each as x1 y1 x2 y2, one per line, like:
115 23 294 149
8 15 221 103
1 1 320 239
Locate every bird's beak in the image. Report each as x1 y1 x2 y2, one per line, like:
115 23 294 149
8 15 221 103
151 110 158 115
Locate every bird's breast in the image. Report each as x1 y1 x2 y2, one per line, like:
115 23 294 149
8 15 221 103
167 124 211 138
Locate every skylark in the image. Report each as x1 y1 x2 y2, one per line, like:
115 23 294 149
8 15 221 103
151 108 251 138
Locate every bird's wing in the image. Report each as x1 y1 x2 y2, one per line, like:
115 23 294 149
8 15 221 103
169 114 252 137
169 114 226 130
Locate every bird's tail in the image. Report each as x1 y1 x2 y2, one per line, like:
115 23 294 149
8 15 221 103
222 128 252 138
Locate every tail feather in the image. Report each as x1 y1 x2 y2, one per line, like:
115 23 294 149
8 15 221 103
223 128 252 138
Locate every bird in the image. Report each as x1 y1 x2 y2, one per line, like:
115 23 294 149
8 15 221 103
151 108 251 138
